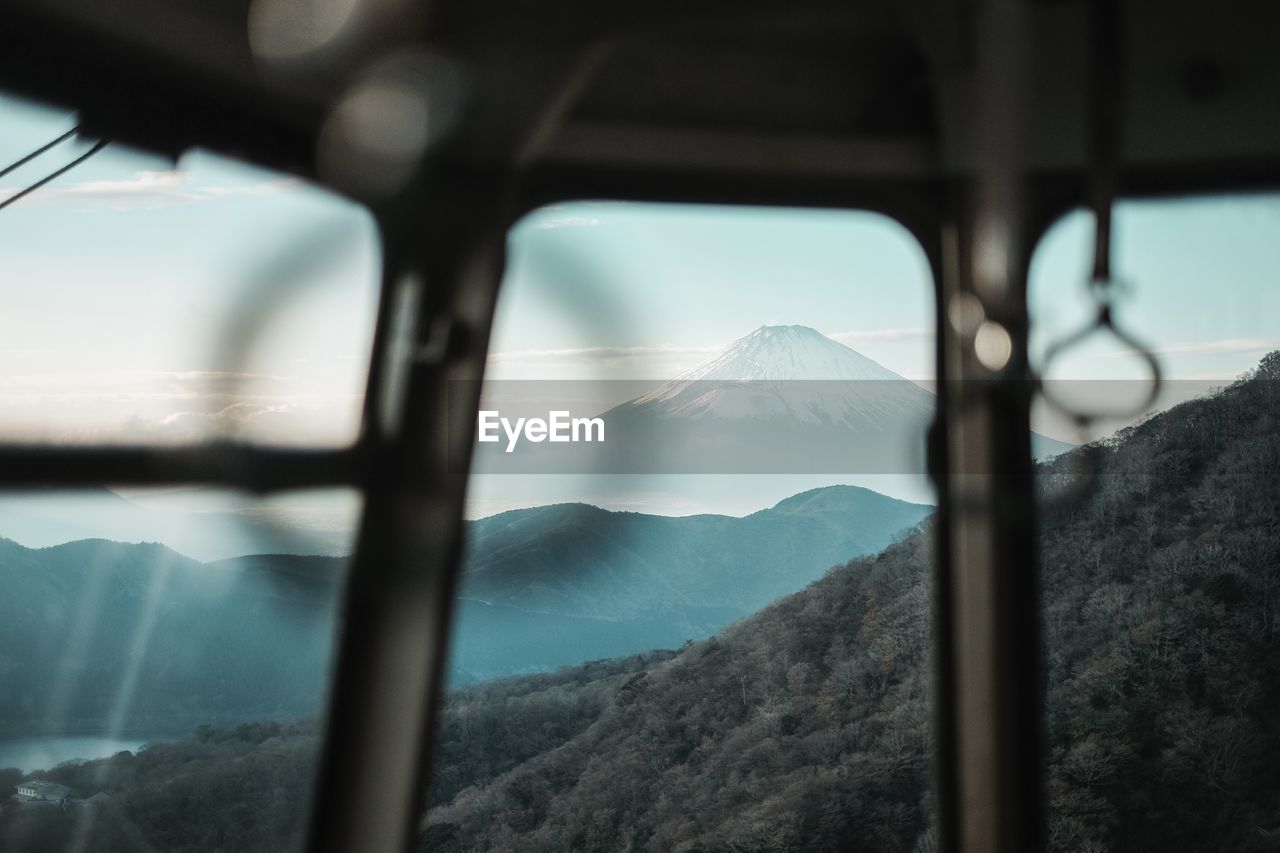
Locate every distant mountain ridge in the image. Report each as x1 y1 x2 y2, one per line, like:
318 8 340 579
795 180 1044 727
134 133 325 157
419 353 1280 853
462 484 930 622
0 487 352 562
0 483 932 723
0 539 344 732
454 484 931 680
15 361 1279 853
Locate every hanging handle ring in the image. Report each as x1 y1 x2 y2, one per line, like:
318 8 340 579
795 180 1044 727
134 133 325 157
1037 278 1163 425
1034 271 1163 511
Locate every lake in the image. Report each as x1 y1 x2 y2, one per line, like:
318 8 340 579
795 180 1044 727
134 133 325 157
0 734 172 773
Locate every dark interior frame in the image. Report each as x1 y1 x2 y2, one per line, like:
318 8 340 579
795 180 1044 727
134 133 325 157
5 2 1280 849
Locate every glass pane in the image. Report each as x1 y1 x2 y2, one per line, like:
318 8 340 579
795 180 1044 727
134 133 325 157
429 202 940 850
0 91 380 447
1030 196 1280 852
0 487 359 853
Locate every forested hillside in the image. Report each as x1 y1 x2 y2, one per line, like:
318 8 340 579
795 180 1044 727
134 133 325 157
427 353 1280 852
454 485 931 680
4 356 1280 853
1038 355 1280 852
463 485 932 622
0 485 930 716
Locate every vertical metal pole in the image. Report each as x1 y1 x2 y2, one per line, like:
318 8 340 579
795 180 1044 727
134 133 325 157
936 0 1044 850
305 175 506 853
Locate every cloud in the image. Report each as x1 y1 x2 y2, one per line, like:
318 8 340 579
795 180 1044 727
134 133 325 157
0 370 288 392
0 366 360 444
197 178 298 197
487 328 933 377
826 327 934 345
486 343 721 377
0 170 300 210
488 343 720 364
24 395 356 445
532 216 601 230
154 401 294 429
1091 338 1278 361
1135 338 1278 357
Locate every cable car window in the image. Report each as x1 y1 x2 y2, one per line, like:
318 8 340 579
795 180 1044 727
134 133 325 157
0 92 380 448
427 201 943 851
0 486 359 853
0 89 373 853
1030 195 1280 853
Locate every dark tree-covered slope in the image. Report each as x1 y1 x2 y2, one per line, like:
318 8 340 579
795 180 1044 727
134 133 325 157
453 485 931 681
461 485 932 621
421 355 1280 852
0 485 931 714
6 356 1280 853
430 526 935 852
1037 355 1280 852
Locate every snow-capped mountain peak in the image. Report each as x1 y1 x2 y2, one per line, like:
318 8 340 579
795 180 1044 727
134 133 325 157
622 325 933 428
672 325 908 383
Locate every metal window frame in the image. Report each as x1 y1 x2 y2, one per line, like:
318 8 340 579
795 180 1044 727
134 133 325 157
0 98 1039 853
0 8 1094 839
0 147 1009 853
9 12 1280 853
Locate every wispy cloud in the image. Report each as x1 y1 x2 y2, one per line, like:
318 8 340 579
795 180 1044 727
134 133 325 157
0 370 288 391
1135 338 1279 357
0 359 365 446
2 391 358 445
486 343 721 377
487 329 933 377
0 170 299 210
487 343 721 364
151 402 295 431
532 216 601 230
826 327 933 344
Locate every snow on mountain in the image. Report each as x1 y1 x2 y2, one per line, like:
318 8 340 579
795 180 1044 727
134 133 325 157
669 324 908 383
621 325 934 431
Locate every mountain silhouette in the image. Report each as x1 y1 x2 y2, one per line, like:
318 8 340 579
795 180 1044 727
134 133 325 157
452 485 930 680
420 353 1280 852
11 358 1279 853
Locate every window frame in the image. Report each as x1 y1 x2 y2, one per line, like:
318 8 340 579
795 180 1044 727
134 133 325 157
11 80 1280 853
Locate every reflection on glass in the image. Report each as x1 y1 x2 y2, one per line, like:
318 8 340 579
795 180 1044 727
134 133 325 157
1031 197 1280 853
427 203 941 850
0 92 380 447
0 488 359 853
0 88 375 851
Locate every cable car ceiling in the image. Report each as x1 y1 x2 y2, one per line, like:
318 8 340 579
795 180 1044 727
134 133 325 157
5 0 1280 197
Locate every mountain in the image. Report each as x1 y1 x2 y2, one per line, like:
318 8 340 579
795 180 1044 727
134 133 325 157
622 324 932 426
631 324 1074 459
0 541 344 732
467 326 1066 526
462 484 930 620
0 487 354 562
479 324 1069 475
0 483 929 726
9 356 1280 853
453 484 931 680
416 354 1280 851
585 325 933 475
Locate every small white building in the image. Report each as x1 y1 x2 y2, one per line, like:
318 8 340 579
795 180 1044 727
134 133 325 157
13 780 74 805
